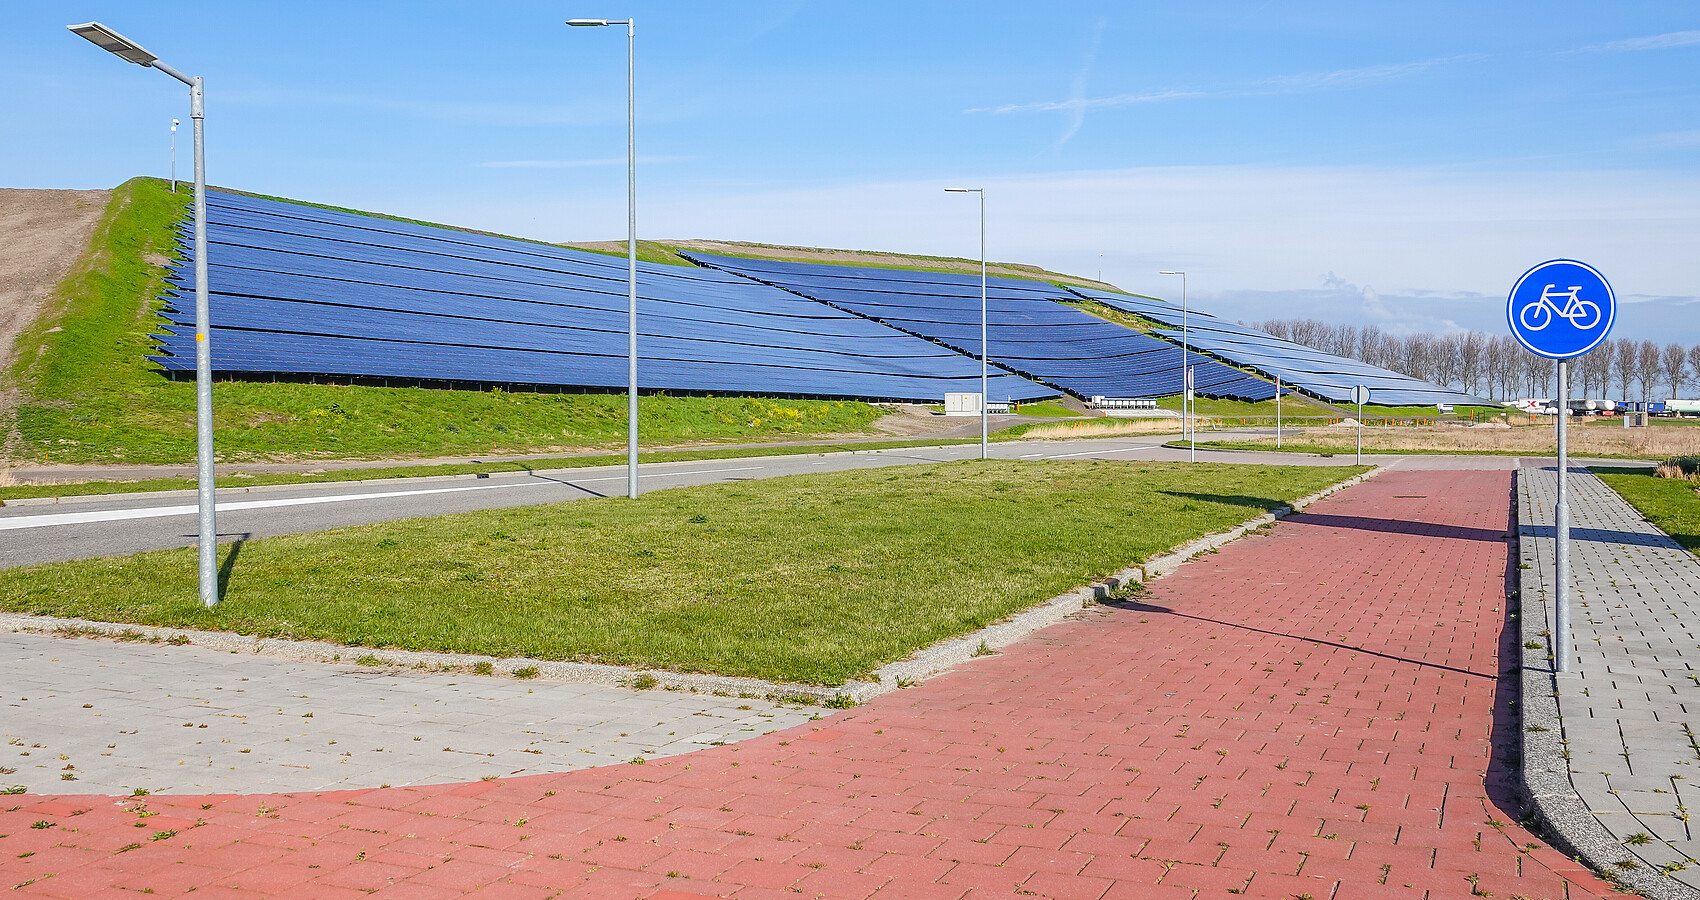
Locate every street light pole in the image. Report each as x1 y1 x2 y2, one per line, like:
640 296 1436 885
69 21 218 608
170 118 178 192
945 188 987 460
567 17 639 499
1160 271 1192 461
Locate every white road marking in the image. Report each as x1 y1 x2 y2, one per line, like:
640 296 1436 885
0 466 767 531
1042 446 1159 460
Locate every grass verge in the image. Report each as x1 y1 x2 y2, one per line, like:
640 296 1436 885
0 460 1361 684
1593 466 1700 555
1192 422 1697 460
0 437 978 502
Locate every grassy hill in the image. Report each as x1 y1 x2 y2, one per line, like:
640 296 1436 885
0 178 909 466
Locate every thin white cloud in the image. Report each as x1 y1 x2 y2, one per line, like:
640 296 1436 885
478 156 693 169
1057 18 1109 147
970 89 1207 115
1258 55 1474 91
1593 30 1700 52
972 55 1471 115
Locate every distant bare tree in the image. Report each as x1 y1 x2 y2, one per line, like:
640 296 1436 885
1459 331 1485 395
1578 346 1609 400
1290 319 1326 349
1690 344 1700 396
1487 336 1516 399
1663 344 1688 399
1399 334 1428 383
1638 340 1661 401
1523 348 1550 397
1615 339 1637 399
1432 333 1461 389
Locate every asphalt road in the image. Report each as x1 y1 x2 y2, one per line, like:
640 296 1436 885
0 432 1512 567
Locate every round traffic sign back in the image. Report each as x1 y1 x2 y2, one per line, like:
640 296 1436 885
1507 259 1615 359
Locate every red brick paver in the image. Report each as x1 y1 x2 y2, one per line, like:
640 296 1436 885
0 470 1616 898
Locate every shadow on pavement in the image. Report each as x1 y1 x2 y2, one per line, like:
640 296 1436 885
1286 511 1512 544
1100 597 1495 680
1487 480 1528 824
1517 524 1678 546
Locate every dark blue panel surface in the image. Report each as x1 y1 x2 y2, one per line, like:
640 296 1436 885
152 191 1057 403
685 253 1278 402
1070 287 1493 407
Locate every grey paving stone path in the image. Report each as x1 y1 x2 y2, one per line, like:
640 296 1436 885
0 631 820 796
1521 466 1700 895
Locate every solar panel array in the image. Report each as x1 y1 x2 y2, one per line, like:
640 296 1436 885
683 253 1278 402
151 191 1056 403
1067 288 1492 407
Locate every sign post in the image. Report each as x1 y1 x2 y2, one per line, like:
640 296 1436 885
1185 365 1196 462
1508 259 1616 675
1349 384 1370 464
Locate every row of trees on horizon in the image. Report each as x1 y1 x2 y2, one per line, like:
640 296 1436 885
1246 319 1700 403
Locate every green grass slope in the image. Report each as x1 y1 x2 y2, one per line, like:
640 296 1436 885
3 178 888 466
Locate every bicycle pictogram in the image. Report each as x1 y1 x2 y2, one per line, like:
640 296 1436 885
1517 283 1602 331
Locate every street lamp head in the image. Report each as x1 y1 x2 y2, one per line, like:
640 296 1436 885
1159 270 1185 275
566 18 611 25
67 22 157 66
944 187 982 193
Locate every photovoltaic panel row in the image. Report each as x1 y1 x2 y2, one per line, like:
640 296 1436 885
1069 287 1492 407
149 191 1056 403
684 252 1278 402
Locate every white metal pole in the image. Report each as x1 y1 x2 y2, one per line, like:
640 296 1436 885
625 18 638 500
67 25 215 606
1556 358 1572 673
978 190 987 461
1276 376 1282 449
189 77 216 607
1183 274 1193 462
170 119 178 193
1356 399 1363 465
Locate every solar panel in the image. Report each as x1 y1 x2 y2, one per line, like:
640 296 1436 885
684 253 1279 402
1069 287 1494 407
150 191 1057 403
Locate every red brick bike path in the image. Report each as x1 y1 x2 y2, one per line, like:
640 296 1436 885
1 469 1617 899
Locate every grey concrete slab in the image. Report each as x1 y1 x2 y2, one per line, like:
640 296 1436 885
0 631 821 796
1519 467 1700 897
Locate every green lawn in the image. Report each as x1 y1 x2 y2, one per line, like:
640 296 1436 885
2 178 892 465
0 460 1361 685
1013 400 1078 418
1594 467 1700 554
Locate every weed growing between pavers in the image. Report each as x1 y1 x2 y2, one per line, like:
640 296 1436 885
0 460 1358 684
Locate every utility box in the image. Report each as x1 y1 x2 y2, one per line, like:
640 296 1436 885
944 393 980 416
1625 411 1650 428
944 393 1009 416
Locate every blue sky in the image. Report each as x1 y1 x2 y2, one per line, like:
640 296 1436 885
7 1 1698 344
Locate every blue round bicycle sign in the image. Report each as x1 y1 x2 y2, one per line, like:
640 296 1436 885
1507 259 1615 359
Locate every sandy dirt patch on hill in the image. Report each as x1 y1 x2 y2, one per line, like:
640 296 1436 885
0 188 111 463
